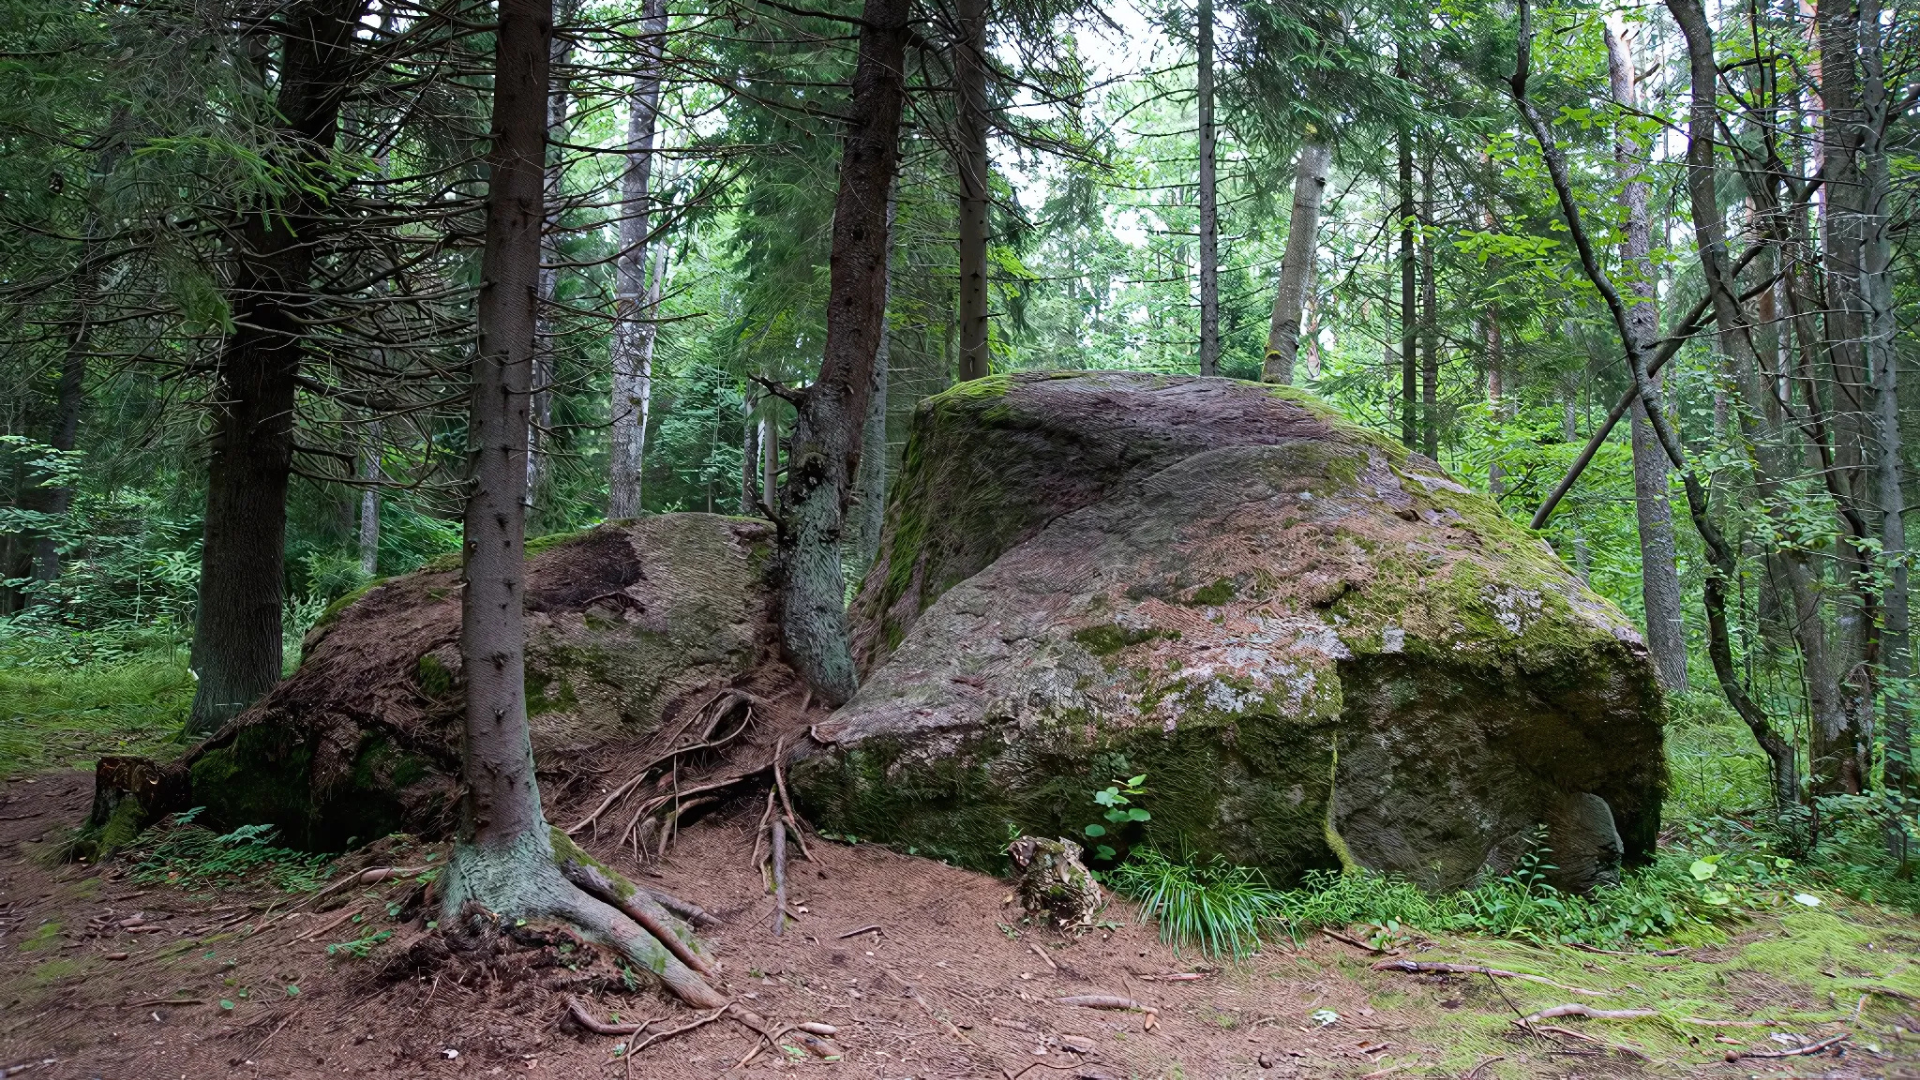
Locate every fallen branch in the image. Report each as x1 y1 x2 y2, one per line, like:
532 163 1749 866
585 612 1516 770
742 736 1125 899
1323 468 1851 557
565 995 653 1037
1723 1032 1848 1061
770 818 788 937
1055 994 1158 1028
1028 942 1057 971
1324 927 1388 953
1371 960 1607 997
310 866 425 906
1463 1055 1503 1080
1534 1025 1650 1059
837 924 883 939
1519 1005 1657 1024
293 906 363 943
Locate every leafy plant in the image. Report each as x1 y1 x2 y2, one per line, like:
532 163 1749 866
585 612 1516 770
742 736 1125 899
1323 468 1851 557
1083 772 1149 861
325 929 393 959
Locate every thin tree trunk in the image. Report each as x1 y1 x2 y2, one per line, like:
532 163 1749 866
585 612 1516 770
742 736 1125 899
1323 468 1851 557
358 418 381 577
30 267 95 589
1419 156 1437 458
1397 102 1416 450
953 0 991 382
608 0 667 519
1486 312 1504 495
761 412 778 507
1196 0 1220 377
1858 0 1908 790
742 396 760 515
186 0 364 738
528 0 579 512
1263 141 1330 384
1607 25 1689 694
775 0 911 705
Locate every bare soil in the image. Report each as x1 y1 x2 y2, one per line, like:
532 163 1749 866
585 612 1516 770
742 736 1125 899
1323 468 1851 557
2 771 1914 1079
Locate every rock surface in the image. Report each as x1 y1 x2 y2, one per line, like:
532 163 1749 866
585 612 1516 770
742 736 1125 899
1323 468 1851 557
170 515 776 848
796 372 1665 892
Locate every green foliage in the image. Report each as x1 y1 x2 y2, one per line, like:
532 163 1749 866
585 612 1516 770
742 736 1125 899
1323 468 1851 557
1081 772 1150 860
125 810 334 894
0 624 191 777
1107 849 1283 957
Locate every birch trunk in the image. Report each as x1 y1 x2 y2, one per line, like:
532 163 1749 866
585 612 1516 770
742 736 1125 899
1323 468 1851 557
607 0 667 519
1263 141 1330 384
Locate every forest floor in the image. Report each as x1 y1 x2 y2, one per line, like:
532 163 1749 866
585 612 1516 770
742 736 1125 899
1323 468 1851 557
2 769 1918 1080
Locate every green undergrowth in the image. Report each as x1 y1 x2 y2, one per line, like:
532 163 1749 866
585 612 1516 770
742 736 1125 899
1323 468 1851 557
0 620 192 777
124 809 336 894
1110 844 1726 957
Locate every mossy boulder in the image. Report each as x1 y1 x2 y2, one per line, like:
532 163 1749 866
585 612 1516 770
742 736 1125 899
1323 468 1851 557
798 372 1665 892
110 515 777 851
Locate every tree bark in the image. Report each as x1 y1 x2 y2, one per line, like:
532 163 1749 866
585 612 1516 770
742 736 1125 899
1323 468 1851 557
528 0 579 512
1263 141 1330 384
775 0 911 705
1195 0 1220 377
186 0 365 738
608 0 668 519
1858 0 1908 789
953 0 991 382
846 195 897 578
741 396 760 515
1607 26 1689 694
1419 156 1437 458
1398 120 1416 451
358 418 381 577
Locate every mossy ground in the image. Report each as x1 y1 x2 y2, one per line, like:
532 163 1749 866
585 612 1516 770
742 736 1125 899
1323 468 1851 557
0 635 191 778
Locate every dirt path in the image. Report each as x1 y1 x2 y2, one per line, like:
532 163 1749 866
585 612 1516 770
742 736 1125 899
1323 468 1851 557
1 771 1913 1078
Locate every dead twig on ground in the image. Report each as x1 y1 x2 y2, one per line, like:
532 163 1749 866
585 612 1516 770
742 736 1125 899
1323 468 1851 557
1028 942 1056 971
1534 1025 1649 1059
1054 994 1158 1029
836 924 883 939
1463 1055 1503 1079
1723 1032 1849 1061
1518 1005 1658 1024
1372 959 1608 997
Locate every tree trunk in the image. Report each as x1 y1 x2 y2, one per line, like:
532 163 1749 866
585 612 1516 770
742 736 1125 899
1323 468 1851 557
742 396 760 514
1607 26 1689 694
1263 141 1330 384
775 0 911 705
528 0 579 512
1195 0 1220 377
358 418 381 577
1664 0 1810 801
1398 121 1416 451
846 195 897 578
608 0 667 519
1419 156 1437 458
186 0 364 738
1858 0 1908 789
761 411 778 507
30 270 94 589
953 0 991 382
1817 0 1878 755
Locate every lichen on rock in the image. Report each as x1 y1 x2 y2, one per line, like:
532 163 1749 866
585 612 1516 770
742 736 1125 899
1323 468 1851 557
798 372 1665 893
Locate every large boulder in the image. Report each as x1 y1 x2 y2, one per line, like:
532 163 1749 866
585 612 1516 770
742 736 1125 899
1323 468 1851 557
154 515 777 849
796 372 1665 892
